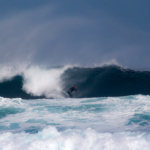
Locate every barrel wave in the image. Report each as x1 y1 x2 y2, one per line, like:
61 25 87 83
62 65 150 98
0 65 150 99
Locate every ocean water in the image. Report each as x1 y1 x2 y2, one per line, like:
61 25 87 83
1 95 150 150
0 65 150 99
0 65 150 150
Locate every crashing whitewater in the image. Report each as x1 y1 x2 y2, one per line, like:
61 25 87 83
1 65 150 150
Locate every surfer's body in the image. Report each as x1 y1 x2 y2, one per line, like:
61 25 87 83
68 85 79 98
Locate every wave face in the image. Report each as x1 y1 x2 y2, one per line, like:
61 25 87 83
1 95 150 150
0 65 150 98
62 65 150 98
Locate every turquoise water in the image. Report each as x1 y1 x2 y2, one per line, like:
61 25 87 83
1 95 150 149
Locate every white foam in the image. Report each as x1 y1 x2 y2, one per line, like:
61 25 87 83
1 95 150 134
0 127 150 150
0 64 70 98
22 66 69 98
1 96 150 149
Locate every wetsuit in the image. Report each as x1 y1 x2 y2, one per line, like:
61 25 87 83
68 87 77 98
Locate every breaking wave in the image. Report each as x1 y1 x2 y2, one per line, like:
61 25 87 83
0 65 150 98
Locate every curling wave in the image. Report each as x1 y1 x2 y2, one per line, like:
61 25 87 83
0 65 150 98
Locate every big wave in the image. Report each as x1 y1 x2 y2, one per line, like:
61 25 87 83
0 65 150 98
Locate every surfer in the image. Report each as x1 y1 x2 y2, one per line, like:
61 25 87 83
68 85 79 98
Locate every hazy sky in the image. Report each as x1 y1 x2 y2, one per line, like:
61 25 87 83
0 0 150 69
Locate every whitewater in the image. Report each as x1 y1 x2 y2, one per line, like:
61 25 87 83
1 65 150 150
